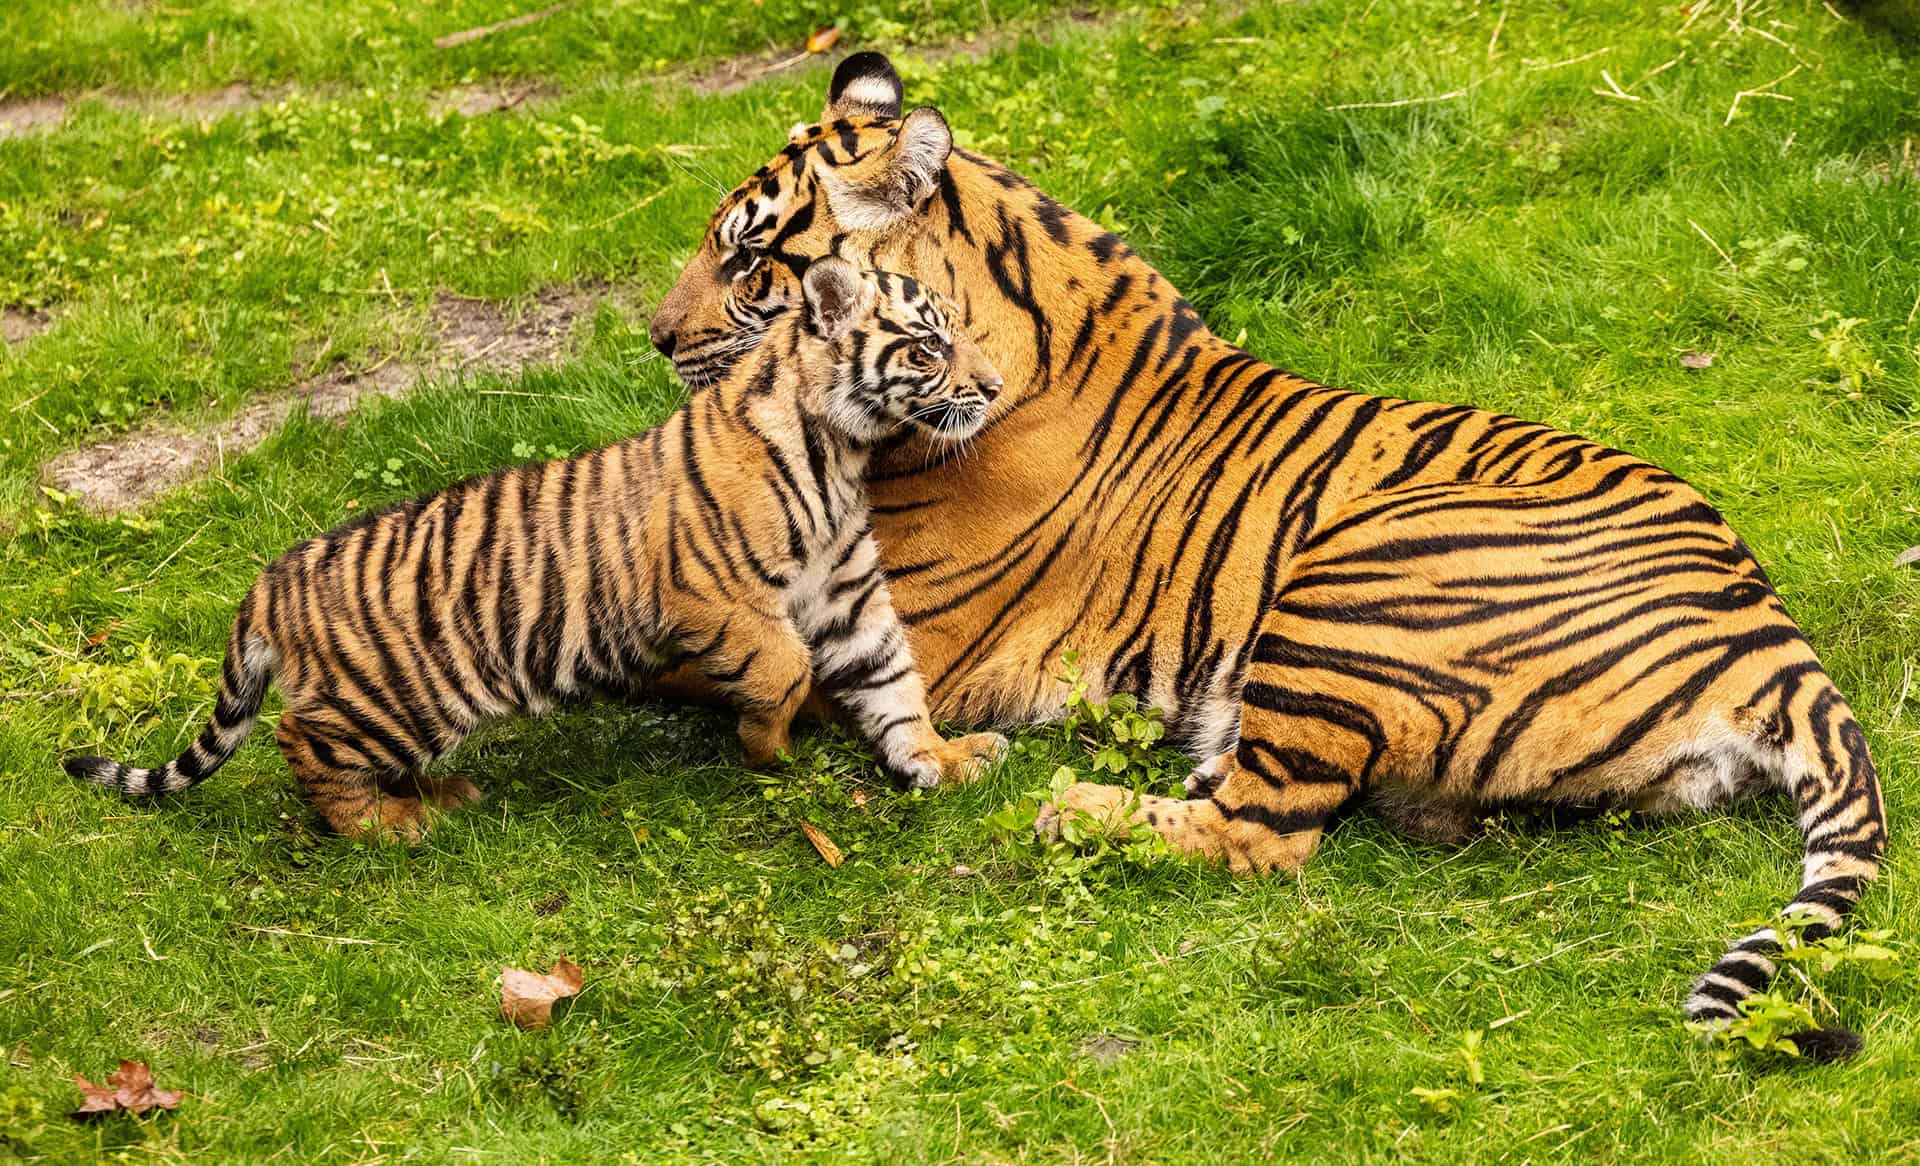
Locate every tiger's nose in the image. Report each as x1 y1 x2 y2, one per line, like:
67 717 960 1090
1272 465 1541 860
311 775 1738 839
648 316 677 358
977 376 1003 403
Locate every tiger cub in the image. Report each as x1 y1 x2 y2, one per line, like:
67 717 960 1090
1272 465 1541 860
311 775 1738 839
65 259 1009 841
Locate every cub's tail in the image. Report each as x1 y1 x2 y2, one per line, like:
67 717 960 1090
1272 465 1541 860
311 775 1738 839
64 611 274 798
1685 685 1887 1061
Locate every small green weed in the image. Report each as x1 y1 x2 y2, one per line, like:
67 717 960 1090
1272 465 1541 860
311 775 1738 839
1055 649 1184 794
647 881 926 1084
483 1024 614 1119
0 1083 48 1158
985 763 1172 876
36 637 218 751
1807 311 1888 399
532 117 641 183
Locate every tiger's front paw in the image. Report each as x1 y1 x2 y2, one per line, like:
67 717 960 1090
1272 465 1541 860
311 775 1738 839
1033 781 1135 840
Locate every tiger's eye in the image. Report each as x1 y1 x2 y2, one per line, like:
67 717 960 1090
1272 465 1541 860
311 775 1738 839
728 247 763 280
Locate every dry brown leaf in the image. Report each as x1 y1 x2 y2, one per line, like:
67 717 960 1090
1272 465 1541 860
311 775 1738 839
84 620 120 650
1679 351 1714 370
850 789 869 808
72 1075 118 1118
72 1060 183 1119
800 821 843 867
807 26 841 54
1896 545 1920 568
500 959 583 1029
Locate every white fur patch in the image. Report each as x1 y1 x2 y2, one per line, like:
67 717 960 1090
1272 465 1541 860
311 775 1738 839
821 176 907 233
842 76 898 111
242 633 277 676
1634 712 1793 815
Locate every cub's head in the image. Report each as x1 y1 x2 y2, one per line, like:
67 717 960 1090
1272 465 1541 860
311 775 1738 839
649 52 951 388
791 257 1001 446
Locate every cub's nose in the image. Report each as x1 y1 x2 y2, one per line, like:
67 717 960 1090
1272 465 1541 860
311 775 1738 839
648 316 677 358
977 376 1003 403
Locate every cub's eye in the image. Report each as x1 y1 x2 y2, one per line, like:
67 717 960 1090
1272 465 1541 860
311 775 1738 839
913 338 944 363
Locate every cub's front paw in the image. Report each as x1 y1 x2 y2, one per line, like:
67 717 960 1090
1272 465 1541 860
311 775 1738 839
737 713 793 768
895 731 1009 790
931 731 1009 787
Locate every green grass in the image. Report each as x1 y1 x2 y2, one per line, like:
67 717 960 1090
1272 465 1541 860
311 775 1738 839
3 0 1920 1161
0 0 1109 98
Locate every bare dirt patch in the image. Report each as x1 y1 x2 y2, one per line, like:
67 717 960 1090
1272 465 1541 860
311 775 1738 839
430 83 543 119
44 286 610 513
153 82 288 120
2 78 543 138
2 308 53 346
0 97 69 139
1077 1032 1141 1065
0 85 284 138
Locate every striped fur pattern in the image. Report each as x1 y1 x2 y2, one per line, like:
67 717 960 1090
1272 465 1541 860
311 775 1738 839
645 53 1888 1044
65 259 1008 841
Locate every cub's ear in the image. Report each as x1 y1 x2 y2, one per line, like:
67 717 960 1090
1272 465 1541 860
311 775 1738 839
823 51 904 122
822 106 952 231
802 258 871 341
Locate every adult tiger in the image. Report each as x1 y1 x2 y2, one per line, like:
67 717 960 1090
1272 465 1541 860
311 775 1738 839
647 52 1885 1051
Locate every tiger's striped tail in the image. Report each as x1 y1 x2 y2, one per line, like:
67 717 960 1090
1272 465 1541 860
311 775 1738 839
63 611 274 798
1685 686 1887 1061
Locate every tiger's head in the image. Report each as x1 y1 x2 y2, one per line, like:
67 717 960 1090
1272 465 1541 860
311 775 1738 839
788 257 1002 446
649 52 955 390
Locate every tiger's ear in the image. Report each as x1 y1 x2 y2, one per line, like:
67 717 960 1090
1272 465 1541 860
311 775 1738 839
823 52 903 122
802 258 870 341
821 106 952 231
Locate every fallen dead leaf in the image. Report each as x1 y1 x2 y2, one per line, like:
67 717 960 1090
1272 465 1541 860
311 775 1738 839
72 1060 183 1119
1897 545 1920 568
72 1080 118 1118
850 789 869 808
950 865 976 877
800 821 843 867
807 27 842 54
1679 351 1714 370
500 959 583 1029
